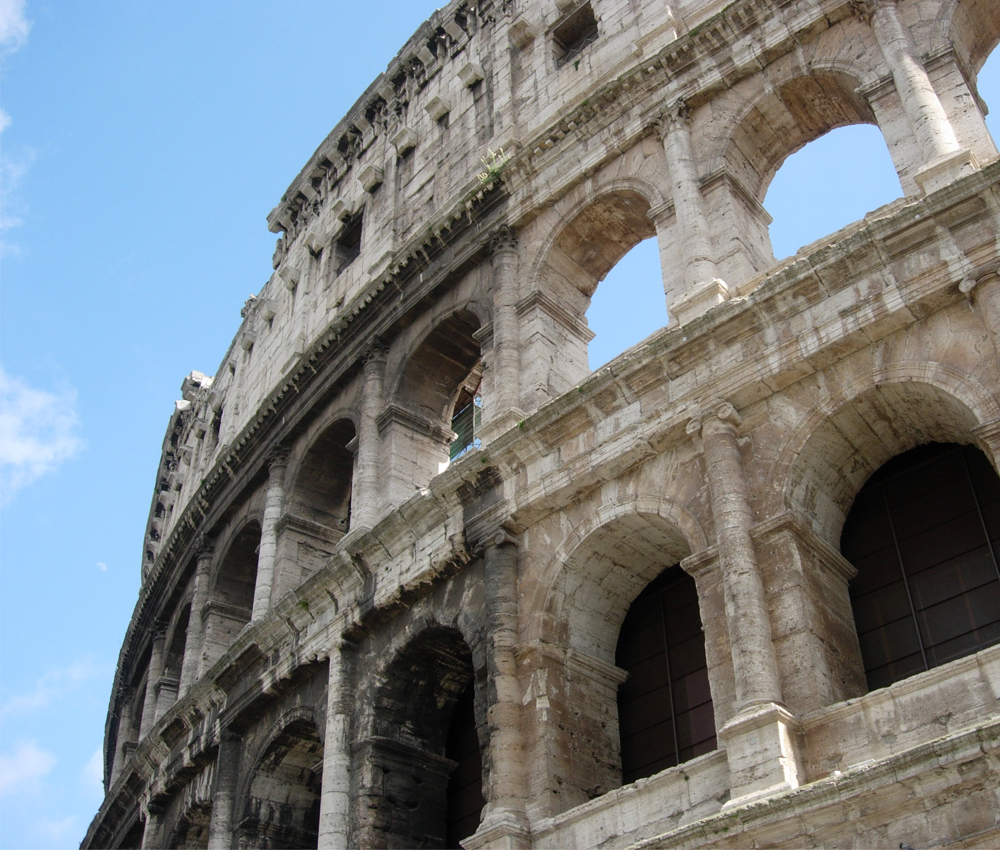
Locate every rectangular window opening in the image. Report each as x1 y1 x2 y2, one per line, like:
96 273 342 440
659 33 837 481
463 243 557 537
336 213 363 273
553 3 598 69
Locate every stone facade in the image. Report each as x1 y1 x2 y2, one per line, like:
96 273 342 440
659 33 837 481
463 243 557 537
85 0 1000 848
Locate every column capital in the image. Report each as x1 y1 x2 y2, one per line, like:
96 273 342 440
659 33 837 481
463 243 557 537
487 528 519 551
194 534 215 558
363 339 387 366
653 99 691 139
267 444 291 471
848 0 876 24
490 224 518 259
959 263 1000 300
686 400 741 439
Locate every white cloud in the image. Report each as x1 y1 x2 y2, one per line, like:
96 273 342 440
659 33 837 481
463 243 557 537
0 0 30 54
0 741 55 795
0 366 84 503
0 657 104 718
81 748 104 796
36 815 80 845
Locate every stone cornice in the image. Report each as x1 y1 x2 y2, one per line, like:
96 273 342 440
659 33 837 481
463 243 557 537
106 180 512 772
95 153 1000 820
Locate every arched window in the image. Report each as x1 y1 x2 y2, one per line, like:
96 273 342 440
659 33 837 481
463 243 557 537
239 718 322 849
387 311 482 503
764 124 901 260
290 418 356 535
842 443 1000 691
615 564 715 785
361 628 484 848
586 237 667 370
201 521 262 670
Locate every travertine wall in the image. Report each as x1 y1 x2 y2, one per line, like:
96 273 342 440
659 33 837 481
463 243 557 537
86 0 1000 848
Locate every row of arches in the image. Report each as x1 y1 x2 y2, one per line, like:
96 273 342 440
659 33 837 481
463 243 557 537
127 433 1000 849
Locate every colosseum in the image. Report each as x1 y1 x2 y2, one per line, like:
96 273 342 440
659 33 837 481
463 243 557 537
84 0 1000 847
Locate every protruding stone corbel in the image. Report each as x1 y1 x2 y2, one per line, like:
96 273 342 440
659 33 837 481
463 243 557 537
389 126 417 156
278 265 301 291
357 164 383 193
425 95 451 122
458 61 485 88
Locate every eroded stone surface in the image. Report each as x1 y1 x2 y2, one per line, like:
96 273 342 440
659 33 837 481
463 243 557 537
86 1 1000 848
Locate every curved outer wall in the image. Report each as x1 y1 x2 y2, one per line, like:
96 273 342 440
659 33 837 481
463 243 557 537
87 0 1000 848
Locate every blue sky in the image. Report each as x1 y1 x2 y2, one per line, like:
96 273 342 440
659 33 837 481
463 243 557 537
0 1 996 847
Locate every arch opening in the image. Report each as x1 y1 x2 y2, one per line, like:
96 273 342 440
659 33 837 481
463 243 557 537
728 71 879 205
289 418 356 536
237 718 323 849
764 124 902 260
555 512 694 663
359 628 484 849
536 509 707 808
785 381 982 547
536 190 660 387
214 521 261 621
202 521 262 666
586 237 667 370
159 603 191 713
841 442 1000 692
615 564 716 785
388 311 482 500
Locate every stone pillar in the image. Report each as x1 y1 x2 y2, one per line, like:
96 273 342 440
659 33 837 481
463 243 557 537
352 343 386 529
688 401 801 806
138 626 166 740
864 0 975 192
207 731 241 850
140 801 166 850
468 532 530 850
317 646 351 849
179 537 213 696
656 101 728 324
251 448 289 622
110 688 135 785
481 227 524 441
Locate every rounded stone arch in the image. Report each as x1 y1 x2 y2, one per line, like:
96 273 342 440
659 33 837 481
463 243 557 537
528 496 709 663
941 0 1000 75
710 64 880 207
354 621 487 849
236 708 324 850
164 802 211 850
357 612 489 731
161 598 193 684
284 411 358 535
211 517 262 606
774 364 1000 548
531 183 661 306
206 517 263 654
380 306 486 505
387 305 487 420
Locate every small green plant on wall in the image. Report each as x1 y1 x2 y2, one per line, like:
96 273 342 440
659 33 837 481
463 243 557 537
477 147 510 185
